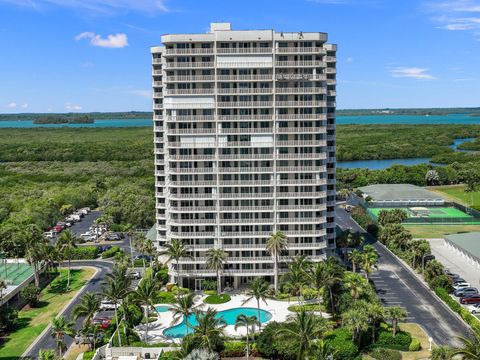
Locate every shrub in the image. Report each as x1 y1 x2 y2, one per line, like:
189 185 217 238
159 351 179 360
374 330 412 351
119 304 143 326
256 322 282 359
277 292 291 300
429 275 453 293
157 291 176 304
288 304 321 312
409 338 421 351
0 306 19 332
204 294 231 304
301 287 318 301
326 328 360 360
202 279 217 291
70 246 99 260
222 341 246 357
370 348 401 360
170 285 190 295
204 290 216 296
101 246 122 258
156 267 169 284
83 351 95 360
21 284 41 307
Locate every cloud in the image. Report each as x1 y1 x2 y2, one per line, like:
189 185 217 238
345 57 354 63
0 0 168 15
127 89 151 98
6 102 17 108
75 32 128 48
424 1 480 38
390 67 437 80
65 103 82 111
21 103 28 108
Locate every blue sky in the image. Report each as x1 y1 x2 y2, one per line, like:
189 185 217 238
0 0 479 113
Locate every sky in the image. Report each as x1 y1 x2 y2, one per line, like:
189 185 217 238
0 0 479 113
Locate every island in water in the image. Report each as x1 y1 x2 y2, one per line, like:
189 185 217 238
32 115 95 124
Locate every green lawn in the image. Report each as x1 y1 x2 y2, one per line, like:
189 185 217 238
0 268 94 359
405 224 480 238
428 185 480 208
204 293 231 304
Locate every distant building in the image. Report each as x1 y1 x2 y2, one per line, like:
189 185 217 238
444 232 480 269
358 184 445 207
152 23 336 289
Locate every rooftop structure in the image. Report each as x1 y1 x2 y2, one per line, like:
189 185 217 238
359 184 445 207
444 232 480 269
152 22 336 289
0 260 35 306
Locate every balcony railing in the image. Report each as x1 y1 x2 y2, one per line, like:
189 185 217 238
275 61 326 67
275 87 326 94
325 56 337 62
276 153 327 159
276 101 327 107
165 75 215 82
217 74 273 81
218 114 273 121
276 114 325 120
164 48 214 55
277 204 326 210
220 193 274 199
169 168 216 173
277 191 327 198
170 231 216 237
165 115 215 122
164 89 214 95
168 154 216 160
218 153 273 160
218 127 273 135
169 218 217 224
219 167 273 173
220 218 273 224
165 62 214 69
277 126 325 133
167 128 216 135
169 206 217 212
169 193 216 199
218 101 273 108
276 47 325 54
152 58 162 64
276 166 326 172
219 180 272 186
275 73 326 81
220 205 273 211
277 217 326 224
217 88 273 94
216 47 273 54
277 178 327 185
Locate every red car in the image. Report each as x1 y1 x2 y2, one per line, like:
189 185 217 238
54 225 63 233
460 295 480 304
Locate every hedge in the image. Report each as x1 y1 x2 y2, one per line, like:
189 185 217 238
288 304 321 312
435 287 480 332
409 338 421 351
222 341 246 357
373 330 412 351
157 291 176 304
101 246 122 259
326 328 360 360
369 348 401 360
83 351 95 360
204 290 216 296
70 246 99 260
204 293 231 304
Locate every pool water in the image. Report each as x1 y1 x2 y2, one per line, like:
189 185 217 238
163 307 272 338
155 306 171 313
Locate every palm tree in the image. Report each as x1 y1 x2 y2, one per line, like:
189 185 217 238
102 274 131 346
78 322 102 351
344 272 368 300
319 258 343 314
385 306 407 337
348 249 363 273
235 314 257 359
171 293 201 336
51 316 76 357
425 169 440 186
342 308 369 344
72 293 100 326
38 349 58 360
361 245 378 280
307 263 326 316
242 278 269 331
144 238 156 267
205 248 227 294
365 302 384 342
56 229 78 289
185 349 219 360
132 273 160 342
277 311 330 360
283 254 311 301
133 234 148 271
159 239 192 287
191 308 226 352
24 224 48 287
431 345 453 360
266 230 288 296
451 330 480 359
408 239 431 269
310 339 337 360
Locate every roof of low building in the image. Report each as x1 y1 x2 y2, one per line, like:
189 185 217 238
146 225 156 242
358 184 444 202
445 232 480 260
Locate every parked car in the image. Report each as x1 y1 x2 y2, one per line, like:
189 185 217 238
81 231 93 238
43 231 55 239
99 299 120 310
98 245 112 253
105 233 121 241
92 310 114 329
454 287 478 297
453 282 470 290
135 254 152 261
54 225 63 233
468 303 480 314
129 271 142 280
460 294 480 304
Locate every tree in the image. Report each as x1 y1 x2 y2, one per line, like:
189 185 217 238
185 349 219 360
159 239 192 287
408 239 431 269
342 308 369 344
21 284 41 307
385 306 407 337
266 230 288 296
365 302 384 342
242 278 269 331
24 224 48 287
343 273 368 300
277 311 330 360
424 260 445 283
377 209 408 226
310 339 337 360
431 345 453 360
317 258 344 315
133 233 148 271
191 308 226 352
132 273 160 342
38 349 59 360
72 293 100 326
205 248 228 294
235 314 257 359
78 322 102 351
451 329 480 359
348 249 363 273
56 229 78 289
425 169 440 186
361 245 378 280
171 293 201 336
51 316 76 357
461 169 479 212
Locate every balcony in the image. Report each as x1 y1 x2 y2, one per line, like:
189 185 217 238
216 47 273 54
165 62 214 69
328 90 337 97
164 89 214 95
169 180 217 186
327 101 336 107
217 88 273 95
168 154 216 160
276 114 326 120
219 193 274 199
153 92 162 98
277 178 327 185
218 153 273 160
275 61 326 68
152 58 162 65
275 101 327 107
217 74 273 81
288 242 326 249
284 229 327 236
219 180 272 186
165 115 215 122
169 168 216 173
277 153 327 160
275 73 325 81
218 101 273 108
169 206 217 212
220 218 273 224
223 141 272 147
153 104 163 110
220 205 272 212
325 68 337 74
152 70 162 75
326 79 336 85
277 217 326 224
277 191 327 198
218 127 273 135
219 167 273 173
325 56 337 62
220 231 271 237
165 75 215 82
277 165 326 172
153 125 164 132
277 126 326 133
275 87 326 94
218 114 273 121
276 47 325 54
169 193 217 200
277 204 326 210
167 128 216 135
170 231 216 238
164 48 214 55
169 218 217 225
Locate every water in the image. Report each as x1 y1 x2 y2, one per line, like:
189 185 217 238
155 305 171 313
451 138 475 152
0 118 152 128
163 307 272 338
337 114 480 125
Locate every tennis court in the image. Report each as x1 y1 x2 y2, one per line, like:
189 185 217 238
0 262 34 286
368 206 479 224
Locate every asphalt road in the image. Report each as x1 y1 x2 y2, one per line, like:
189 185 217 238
24 260 113 359
336 203 471 346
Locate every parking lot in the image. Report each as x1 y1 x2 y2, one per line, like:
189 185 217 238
68 210 102 237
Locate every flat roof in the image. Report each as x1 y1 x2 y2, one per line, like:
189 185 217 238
445 232 480 259
358 184 444 202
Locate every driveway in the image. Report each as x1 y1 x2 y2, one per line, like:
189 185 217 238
336 204 471 346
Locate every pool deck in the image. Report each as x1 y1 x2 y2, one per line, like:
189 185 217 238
135 293 328 344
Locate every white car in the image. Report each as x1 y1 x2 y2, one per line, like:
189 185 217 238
453 282 471 290
43 231 55 239
468 303 480 314
99 299 121 310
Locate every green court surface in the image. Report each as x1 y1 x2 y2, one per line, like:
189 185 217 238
369 207 471 219
0 263 34 286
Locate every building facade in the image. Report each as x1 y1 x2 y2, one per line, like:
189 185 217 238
152 23 336 289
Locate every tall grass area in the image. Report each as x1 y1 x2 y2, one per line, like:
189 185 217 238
428 184 480 208
0 268 94 358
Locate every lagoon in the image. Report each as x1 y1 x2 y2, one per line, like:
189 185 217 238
0 118 152 128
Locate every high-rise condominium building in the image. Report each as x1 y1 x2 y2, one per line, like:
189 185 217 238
152 23 336 290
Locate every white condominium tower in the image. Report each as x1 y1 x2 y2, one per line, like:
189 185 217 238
152 23 336 289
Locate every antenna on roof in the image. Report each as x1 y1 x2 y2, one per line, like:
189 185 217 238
299 31 303 39
280 32 284 37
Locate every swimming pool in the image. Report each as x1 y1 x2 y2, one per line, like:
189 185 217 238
163 307 272 338
155 305 171 313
